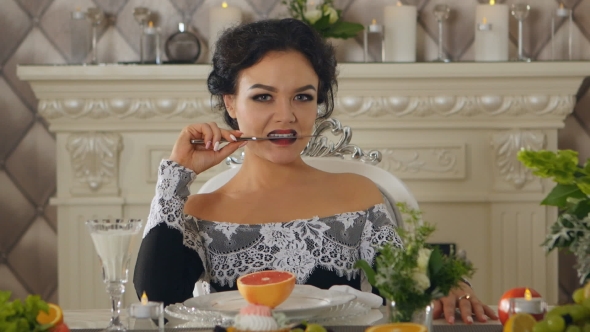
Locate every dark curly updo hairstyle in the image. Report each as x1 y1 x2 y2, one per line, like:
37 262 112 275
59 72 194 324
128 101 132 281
207 18 338 130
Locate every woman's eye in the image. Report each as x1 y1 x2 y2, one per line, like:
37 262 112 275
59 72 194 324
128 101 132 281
295 94 314 101
253 94 272 102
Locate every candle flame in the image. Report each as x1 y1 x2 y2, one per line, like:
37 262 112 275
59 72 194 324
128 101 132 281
372 19 377 25
483 17 487 24
148 21 153 28
559 2 564 8
397 1 402 6
524 288 532 301
490 0 495 5
222 1 228 8
141 291 148 305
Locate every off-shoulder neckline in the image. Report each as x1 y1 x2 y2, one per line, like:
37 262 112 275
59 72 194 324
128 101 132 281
189 202 387 226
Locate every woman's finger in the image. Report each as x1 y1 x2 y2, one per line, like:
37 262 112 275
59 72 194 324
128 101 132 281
208 122 223 152
431 300 443 319
441 295 456 324
483 304 499 320
458 297 474 324
469 297 487 322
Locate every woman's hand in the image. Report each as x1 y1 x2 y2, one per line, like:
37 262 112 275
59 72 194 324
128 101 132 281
169 122 245 174
432 282 498 324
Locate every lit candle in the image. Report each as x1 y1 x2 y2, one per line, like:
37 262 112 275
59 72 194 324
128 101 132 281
369 19 383 33
130 292 161 319
474 0 508 61
510 289 546 315
209 1 242 61
556 2 569 17
383 1 417 62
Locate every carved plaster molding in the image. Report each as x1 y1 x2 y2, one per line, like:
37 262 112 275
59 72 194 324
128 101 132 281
491 129 546 189
66 132 123 194
38 95 574 120
336 95 574 118
378 145 465 179
39 98 216 119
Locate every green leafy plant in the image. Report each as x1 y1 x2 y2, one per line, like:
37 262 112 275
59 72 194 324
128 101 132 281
517 149 590 284
0 290 51 332
355 202 475 322
282 0 364 39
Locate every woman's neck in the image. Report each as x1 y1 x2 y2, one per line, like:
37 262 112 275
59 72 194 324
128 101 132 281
230 151 316 191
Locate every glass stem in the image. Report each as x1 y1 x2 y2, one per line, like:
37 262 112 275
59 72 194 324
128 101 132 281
140 24 145 64
92 25 98 64
437 20 444 60
106 282 126 330
518 19 523 60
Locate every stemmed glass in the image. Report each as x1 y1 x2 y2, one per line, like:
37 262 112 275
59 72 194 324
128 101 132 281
85 7 104 65
86 219 143 331
433 4 451 62
511 3 531 62
133 7 151 64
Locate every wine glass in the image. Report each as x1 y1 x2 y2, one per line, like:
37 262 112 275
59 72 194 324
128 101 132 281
510 3 531 62
85 7 104 65
86 219 143 331
433 4 451 62
133 7 151 64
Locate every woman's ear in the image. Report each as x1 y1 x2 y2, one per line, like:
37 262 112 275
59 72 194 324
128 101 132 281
223 95 236 119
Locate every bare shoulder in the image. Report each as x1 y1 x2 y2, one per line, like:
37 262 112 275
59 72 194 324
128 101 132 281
184 193 218 217
327 172 384 208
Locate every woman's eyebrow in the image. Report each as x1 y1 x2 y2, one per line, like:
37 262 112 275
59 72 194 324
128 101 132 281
248 84 317 92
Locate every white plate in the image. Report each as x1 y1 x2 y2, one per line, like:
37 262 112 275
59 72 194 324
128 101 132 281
183 285 356 320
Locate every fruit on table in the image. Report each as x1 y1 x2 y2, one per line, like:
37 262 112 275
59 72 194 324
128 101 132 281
504 313 537 332
532 281 590 332
237 270 296 308
51 323 71 332
498 287 545 325
37 302 64 327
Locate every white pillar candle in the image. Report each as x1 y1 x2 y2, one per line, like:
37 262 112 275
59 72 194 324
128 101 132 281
383 2 417 62
209 2 242 61
474 2 509 61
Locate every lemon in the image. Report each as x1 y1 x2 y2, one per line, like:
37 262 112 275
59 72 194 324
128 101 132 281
504 313 537 332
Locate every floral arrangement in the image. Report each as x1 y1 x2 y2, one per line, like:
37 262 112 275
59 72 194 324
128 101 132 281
518 149 590 284
355 203 475 322
282 0 364 39
0 291 49 332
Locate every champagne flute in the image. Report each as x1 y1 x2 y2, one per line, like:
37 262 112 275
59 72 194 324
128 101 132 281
133 7 151 64
511 3 531 62
85 7 104 65
86 219 143 331
433 4 451 62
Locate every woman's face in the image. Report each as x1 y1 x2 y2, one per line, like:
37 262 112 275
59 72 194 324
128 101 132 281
224 50 319 164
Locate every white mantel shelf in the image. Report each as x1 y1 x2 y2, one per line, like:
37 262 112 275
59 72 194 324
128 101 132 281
18 62 590 309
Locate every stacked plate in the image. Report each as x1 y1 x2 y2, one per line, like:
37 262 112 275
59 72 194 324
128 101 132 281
165 285 372 327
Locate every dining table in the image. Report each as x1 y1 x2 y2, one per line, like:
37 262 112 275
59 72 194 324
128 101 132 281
63 305 503 332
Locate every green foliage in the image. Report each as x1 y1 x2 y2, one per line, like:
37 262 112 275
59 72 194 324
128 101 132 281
355 202 475 322
517 149 590 284
282 0 364 39
0 291 50 332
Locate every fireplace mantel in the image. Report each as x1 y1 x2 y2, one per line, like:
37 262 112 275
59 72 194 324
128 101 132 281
18 62 590 309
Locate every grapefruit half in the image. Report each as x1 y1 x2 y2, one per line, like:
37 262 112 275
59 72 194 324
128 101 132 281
236 270 296 308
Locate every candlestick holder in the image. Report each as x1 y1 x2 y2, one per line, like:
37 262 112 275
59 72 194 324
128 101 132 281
433 4 451 62
551 1 573 61
85 7 104 65
133 7 151 64
510 3 531 62
363 19 385 62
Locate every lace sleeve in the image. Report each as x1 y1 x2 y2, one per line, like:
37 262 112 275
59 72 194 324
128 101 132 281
133 159 205 306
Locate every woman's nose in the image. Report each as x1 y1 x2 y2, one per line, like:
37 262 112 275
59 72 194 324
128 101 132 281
274 99 296 123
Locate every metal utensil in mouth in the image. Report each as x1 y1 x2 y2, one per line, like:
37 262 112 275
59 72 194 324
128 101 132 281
190 135 317 144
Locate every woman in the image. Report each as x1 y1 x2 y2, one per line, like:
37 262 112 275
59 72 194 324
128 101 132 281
133 18 496 325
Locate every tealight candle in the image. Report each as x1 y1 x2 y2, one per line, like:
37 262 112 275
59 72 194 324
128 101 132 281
556 3 569 17
511 297 545 314
128 292 164 331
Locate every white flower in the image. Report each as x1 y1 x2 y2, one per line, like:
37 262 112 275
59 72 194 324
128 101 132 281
304 9 322 24
323 6 338 24
412 269 431 292
416 248 432 273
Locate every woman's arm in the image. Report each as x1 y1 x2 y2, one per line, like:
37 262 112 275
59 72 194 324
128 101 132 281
133 160 206 306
